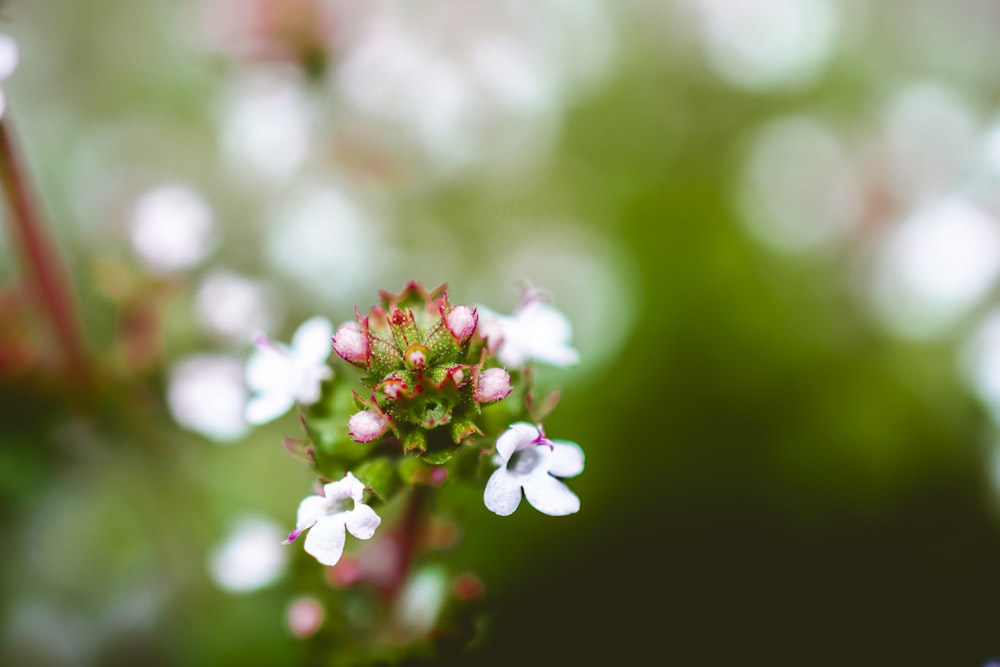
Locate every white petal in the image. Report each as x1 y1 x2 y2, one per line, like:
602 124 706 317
303 516 347 566
547 441 585 478
496 422 540 461
533 342 580 367
324 472 365 502
295 495 330 529
244 391 295 425
483 469 523 516
522 474 580 516
245 344 294 392
345 503 381 540
519 301 572 344
291 316 333 365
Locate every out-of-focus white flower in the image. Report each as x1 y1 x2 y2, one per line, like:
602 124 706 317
266 185 385 305
244 316 333 425
393 566 447 638
479 292 579 368
870 198 1000 339
220 69 311 182
128 184 216 274
740 115 861 253
484 422 584 517
686 0 839 91
208 515 288 593
0 34 19 119
167 355 249 442
961 311 1000 429
284 473 381 566
195 271 278 342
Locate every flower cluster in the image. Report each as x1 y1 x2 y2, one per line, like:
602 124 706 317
251 282 585 568
334 282 512 457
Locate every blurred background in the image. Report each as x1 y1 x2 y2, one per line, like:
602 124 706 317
3 0 1000 664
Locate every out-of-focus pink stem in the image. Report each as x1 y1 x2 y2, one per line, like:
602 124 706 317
0 116 91 385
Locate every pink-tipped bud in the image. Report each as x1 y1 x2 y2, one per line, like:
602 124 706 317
348 410 389 442
475 367 513 403
445 305 478 344
333 323 370 367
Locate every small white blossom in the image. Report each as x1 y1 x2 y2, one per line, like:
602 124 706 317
479 292 579 368
245 316 334 425
284 473 381 566
484 422 584 517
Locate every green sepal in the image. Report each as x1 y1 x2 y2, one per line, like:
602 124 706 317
387 308 422 352
401 428 427 455
353 456 400 503
424 318 462 365
449 415 482 444
420 449 454 465
366 331 401 384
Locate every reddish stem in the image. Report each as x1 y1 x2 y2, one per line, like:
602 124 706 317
384 485 429 601
0 116 91 385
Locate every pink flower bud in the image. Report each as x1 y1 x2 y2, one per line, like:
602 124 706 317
445 305 478 344
348 410 389 442
333 323 369 367
475 367 512 403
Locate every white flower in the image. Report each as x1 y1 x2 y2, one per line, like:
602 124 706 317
207 515 288 593
484 422 584 517
479 292 579 368
284 473 382 566
244 316 333 424
128 184 216 274
167 355 249 442
0 34 18 119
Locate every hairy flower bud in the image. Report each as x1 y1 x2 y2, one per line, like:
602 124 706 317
444 305 478 344
333 323 370 367
348 410 389 442
474 367 512 403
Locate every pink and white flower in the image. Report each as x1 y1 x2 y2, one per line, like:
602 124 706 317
484 422 584 517
284 472 382 566
479 292 579 368
245 316 333 424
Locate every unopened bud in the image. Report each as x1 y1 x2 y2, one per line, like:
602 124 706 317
444 305 478 344
333 323 370 367
348 410 389 442
475 367 512 403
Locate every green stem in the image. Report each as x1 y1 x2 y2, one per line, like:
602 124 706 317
0 115 91 386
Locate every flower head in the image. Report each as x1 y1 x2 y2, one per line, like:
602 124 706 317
284 472 382 566
484 422 584 516
479 291 579 368
245 316 334 424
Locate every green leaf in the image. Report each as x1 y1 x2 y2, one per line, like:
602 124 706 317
353 457 400 502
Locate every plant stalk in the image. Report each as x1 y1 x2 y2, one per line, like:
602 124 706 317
0 115 91 385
